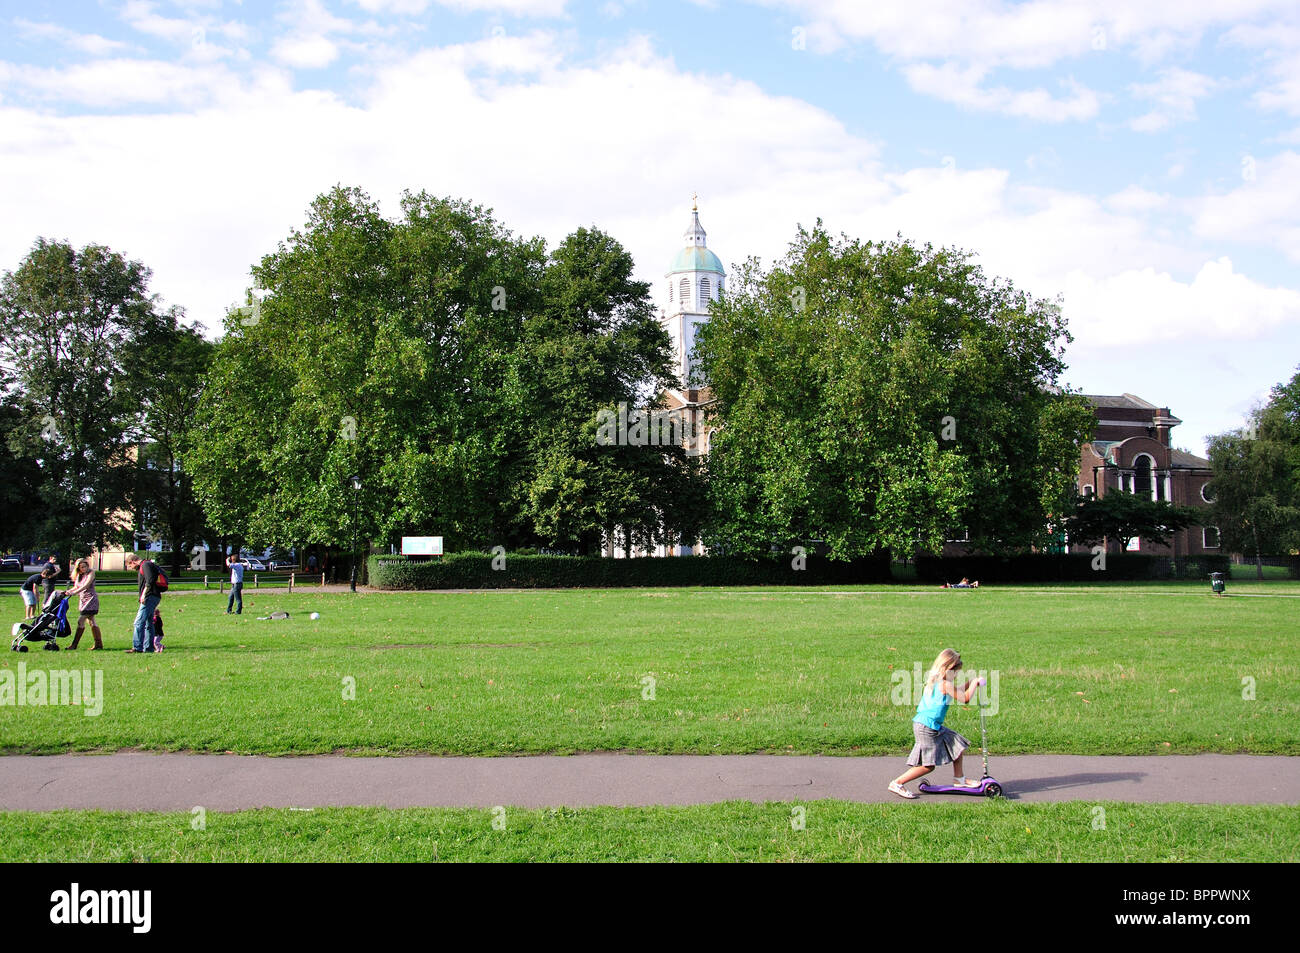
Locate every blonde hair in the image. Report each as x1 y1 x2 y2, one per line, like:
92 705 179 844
925 648 963 687
72 559 91 582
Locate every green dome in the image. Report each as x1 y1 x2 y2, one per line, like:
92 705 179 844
669 246 725 275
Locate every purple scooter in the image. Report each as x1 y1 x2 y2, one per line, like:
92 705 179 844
918 701 1004 798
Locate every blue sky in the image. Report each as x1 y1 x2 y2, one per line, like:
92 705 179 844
3 0 1300 452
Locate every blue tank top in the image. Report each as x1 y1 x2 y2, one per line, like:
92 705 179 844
914 681 952 730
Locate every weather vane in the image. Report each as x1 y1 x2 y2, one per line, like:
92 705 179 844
691 192 698 211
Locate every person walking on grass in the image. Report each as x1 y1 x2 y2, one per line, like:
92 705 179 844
65 557 102 650
124 553 162 653
888 648 987 799
226 553 246 614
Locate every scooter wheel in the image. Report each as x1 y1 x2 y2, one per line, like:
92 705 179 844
43 642 59 651
984 782 1003 798
17 646 28 652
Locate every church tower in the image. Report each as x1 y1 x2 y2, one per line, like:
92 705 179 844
662 198 725 388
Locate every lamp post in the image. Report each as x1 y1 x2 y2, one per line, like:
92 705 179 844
349 474 361 592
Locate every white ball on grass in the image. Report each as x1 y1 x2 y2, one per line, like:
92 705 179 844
309 612 320 620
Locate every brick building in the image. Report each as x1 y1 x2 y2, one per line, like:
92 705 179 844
1073 394 1219 555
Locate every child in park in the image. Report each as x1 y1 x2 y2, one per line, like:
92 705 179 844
152 607 166 652
888 648 987 799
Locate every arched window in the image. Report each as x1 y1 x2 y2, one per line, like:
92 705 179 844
679 278 690 306
1083 484 1095 499
700 277 711 300
1132 455 1153 499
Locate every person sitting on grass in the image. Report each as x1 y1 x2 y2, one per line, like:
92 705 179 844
888 648 987 799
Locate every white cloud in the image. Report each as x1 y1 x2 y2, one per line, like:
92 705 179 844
271 33 341 69
1063 257 1300 348
903 61 1100 121
13 19 130 57
1103 185 1169 214
1127 67 1216 131
0 58 267 107
1192 150 1300 258
350 0 568 13
1 28 1296 403
770 0 1293 68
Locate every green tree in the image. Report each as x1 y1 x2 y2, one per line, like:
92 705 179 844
185 188 696 565
1064 492 1198 552
0 385 44 551
513 226 693 554
0 239 159 560
1207 367 1300 577
694 224 1094 559
122 315 216 575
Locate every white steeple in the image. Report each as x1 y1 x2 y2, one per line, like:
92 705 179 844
663 196 724 389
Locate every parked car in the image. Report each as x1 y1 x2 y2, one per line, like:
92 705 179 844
1 555 22 572
269 558 298 572
240 557 269 572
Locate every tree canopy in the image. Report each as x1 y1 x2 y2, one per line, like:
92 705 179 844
184 187 692 556
1207 365 1300 574
0 238 188 559
693 224 1095 559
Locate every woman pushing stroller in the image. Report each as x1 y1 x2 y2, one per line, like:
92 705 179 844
64 558 102 650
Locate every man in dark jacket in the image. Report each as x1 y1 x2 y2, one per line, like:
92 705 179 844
124 554 162 653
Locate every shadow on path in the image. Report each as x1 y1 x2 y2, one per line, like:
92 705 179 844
1003 771 1145 798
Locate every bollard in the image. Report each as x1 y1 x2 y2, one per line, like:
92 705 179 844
254 573 259 589
320 572 325 587
290 572 295 593
204 575 208 590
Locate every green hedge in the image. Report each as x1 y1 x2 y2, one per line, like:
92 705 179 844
915 553 1233 583
369 551 892 589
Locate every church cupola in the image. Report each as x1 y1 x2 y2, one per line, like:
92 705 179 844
662 196 725 387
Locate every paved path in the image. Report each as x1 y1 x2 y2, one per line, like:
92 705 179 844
1 753 1296 811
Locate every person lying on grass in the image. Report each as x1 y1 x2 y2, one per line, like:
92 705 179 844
889 648 986 799
942 577 979 589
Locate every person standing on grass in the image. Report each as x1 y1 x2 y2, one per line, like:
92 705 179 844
19 568 51 619
66 558 102 650
41 554 62 603
226 553 246 614
888 648 986 799
124 553 162 653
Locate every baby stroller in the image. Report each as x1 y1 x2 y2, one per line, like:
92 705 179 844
11 592 72 652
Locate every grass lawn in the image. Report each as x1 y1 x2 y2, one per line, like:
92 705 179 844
2 581 1297 756
0 801 1294 861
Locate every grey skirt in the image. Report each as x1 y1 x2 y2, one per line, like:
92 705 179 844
907 721 971 767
